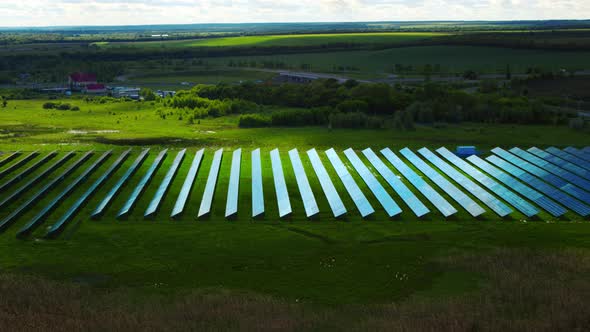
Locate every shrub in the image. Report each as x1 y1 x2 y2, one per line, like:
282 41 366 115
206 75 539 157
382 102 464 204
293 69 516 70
71 106 80 111
57 103 71 111
43 102 57 109
238 114 271 128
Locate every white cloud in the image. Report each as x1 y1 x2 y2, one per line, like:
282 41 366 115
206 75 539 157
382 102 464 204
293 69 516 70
0 0 588 27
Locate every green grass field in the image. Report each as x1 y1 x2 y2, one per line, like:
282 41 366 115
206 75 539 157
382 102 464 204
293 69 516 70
1 99 590 330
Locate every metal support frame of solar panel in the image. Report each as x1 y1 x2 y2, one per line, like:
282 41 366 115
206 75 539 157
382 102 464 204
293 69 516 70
325 148 374 218
438 147 538 217
363 148 429 217
509 147 590 192
400 148 485 217
381 148 456 217
0 151 57 192
486 155 590 217
344 148 401 217
16 151 112 238
118 149 168 219
91 149 150 219
0 151 38 180
225 149 242 218
0 151 75 211
307 148 346 218
528 147 590 181
563 147 590 164
419 147 512 217
289 149 319 218
251 148 265 218
270 149 292 218
171 149 204 218
45 150 130 238
546 147 590 171
0 151 21 168
492 148 590 205
144 149 186 218
467 155 565 217
198 148 223 218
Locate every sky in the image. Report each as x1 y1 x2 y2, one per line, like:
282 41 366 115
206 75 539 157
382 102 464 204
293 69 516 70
0 0 587 27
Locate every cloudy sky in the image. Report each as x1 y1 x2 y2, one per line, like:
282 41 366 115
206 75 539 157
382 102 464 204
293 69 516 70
0 0 587 27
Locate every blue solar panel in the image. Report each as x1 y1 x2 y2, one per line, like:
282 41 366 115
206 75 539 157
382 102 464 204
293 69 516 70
486 155 590 216
563 147 590 163
467 155 565 217
0 151 38 180
0 151 57 192
325 148 374 218
584 147 590 154
419 147 511 217
17 151 112 238
529 147 590 181
363 148 429 217
510 147 590 192
0 151 89 232
45 150 131 237
144 149 186 218
171 149 204 218
270 149 292 218
225 149 242 218
437 147 538 217
289 149 319 218
492 148 590 204
401 148 485 217
92 149 150 219
307 148 346 218
198 148 223 218
546 147 590 171
251 148 265 218
0 151 21 168
381 148 456 217
344 148 401 217
118 149 168 218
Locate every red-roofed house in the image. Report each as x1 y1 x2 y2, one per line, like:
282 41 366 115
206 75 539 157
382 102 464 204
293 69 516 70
69 72 98 91
84 84 106 94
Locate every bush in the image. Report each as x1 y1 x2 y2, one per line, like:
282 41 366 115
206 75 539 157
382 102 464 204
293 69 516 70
271 108 330 127
57 103 71 110
43 102 57 109
71 106 80 111
238 114 271 128
329 112 368 128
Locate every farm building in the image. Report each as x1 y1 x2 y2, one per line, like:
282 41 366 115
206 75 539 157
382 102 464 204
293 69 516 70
112 87 141 99
69 72 98 91
84 84 107 94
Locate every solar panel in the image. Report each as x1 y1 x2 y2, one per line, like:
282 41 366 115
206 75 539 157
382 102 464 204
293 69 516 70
0 151 21 168
16 150 112 238
118 149 168 219
0 151 38 180
546 147 590 171
344 148 401 217
486 155 590 216
0 151 75 210
45 150 131 237
0 151 89 232
144 149 186 218
419 148 511 217
92 149 150 219
0 151 57 192
509 147 590 192
225 149 242 218
270 149 292 218
563 147 590 163
325 148 374 218
171 149 204 218
584 147 590 154
198 148 223 218
401 148 485 217
437 147 538 217
363 148 429 217
251 148 265 218
288 149 319 218
467 155 565 217
529 147 590 181
306 148 346 218
381 148 456 217
492 148 590 204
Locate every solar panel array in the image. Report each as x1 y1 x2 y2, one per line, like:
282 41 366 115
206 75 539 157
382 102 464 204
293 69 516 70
563 147 590 164
1 145 590 239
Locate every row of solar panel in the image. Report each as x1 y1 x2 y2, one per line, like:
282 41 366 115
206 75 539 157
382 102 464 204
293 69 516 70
1 146 590 238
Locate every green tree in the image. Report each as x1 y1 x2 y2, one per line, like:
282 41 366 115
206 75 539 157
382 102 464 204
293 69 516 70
140 88 157 101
